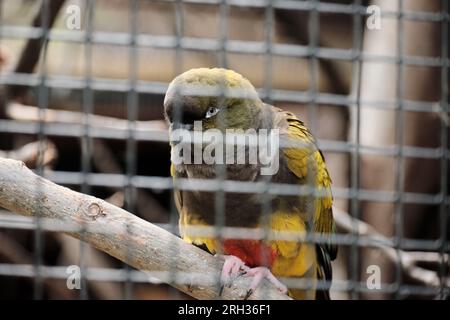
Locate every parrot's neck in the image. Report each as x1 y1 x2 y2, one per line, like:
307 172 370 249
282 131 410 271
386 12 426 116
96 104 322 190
257 103 275 131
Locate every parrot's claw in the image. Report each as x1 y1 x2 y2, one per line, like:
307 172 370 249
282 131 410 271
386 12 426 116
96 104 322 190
217 254 249 296
243 267 288 299
217 255 287 299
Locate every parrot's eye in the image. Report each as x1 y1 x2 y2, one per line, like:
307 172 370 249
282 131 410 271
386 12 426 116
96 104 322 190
205 106 219 119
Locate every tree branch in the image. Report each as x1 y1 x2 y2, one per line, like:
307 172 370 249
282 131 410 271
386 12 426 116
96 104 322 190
6 102 167 133
7 0 66 100
0 157 291 300
333 207 450 288
0 140 57 168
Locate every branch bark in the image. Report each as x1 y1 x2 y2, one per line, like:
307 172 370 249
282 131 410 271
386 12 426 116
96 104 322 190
0 157 290 300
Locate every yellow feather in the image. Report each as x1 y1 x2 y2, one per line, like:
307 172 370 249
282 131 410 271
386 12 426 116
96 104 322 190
268 212 315 277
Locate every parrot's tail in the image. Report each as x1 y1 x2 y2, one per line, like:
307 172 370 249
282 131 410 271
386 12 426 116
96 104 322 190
315 245 333 300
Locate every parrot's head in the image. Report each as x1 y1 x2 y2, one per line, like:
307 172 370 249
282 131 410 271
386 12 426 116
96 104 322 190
164 68 265 132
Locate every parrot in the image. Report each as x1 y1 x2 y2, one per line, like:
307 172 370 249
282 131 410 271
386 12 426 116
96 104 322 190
164 67 337 300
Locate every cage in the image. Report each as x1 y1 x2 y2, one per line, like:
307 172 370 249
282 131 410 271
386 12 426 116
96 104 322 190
0 0 448 300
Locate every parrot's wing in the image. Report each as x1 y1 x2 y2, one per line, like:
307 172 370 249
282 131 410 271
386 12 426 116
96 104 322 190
274 107 338 266
170 164 215 254
171 164 189 242
170 163 184 215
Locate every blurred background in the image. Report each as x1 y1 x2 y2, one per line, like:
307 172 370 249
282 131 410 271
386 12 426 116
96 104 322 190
0 0 448 299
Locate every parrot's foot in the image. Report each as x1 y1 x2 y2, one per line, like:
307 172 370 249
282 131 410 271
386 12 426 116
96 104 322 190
243 267 288 300
217 254 249 296
217 255 288 299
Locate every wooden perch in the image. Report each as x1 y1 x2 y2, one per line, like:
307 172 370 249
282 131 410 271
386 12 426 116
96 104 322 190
0 157 290 300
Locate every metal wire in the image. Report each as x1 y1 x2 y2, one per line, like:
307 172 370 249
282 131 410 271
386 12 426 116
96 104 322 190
393 0 404 299
0 0 448 300
349 0 363 300
33 0 50 300
123 0 139 299
79 0 95 300
439 0 449 300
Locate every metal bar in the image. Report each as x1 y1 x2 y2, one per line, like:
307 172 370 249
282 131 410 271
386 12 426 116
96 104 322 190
149 0 450 23
0 0 448 300
3 170 443 207
33 0 52 300
439 0 449 300
0 262 447 297
1 26 448 68
259 0 276 299
2 72 448 113
79 0 96 300
168 0 185 300
123 0 140 300
0 212 447 253
393 0 405 299
349 0 363 300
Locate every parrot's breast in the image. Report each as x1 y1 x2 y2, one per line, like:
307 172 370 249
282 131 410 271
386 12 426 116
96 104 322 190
222 239 277 268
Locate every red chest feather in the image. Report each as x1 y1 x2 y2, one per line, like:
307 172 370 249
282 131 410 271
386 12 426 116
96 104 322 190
222 239 277 268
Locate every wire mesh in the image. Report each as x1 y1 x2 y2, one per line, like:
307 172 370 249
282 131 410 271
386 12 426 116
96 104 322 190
0 0 448 300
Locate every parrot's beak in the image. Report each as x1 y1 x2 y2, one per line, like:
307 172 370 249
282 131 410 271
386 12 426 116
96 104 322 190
171 122 194 131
